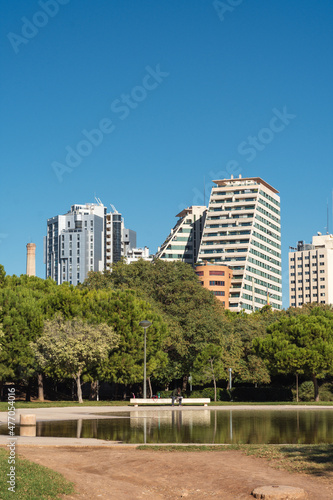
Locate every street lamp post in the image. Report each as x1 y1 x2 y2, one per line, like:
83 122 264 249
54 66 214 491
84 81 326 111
139 320 152 399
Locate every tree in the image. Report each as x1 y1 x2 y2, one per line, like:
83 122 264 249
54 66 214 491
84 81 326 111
253 308 333 401
192 343 225 401
32 315 119 403
81 260 230 389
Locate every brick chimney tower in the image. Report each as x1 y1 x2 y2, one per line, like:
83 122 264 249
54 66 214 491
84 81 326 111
26 243 36 276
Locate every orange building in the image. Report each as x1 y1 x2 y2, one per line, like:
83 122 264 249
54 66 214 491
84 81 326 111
195 262 233 308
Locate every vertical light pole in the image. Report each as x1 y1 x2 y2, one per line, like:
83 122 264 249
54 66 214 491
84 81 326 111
139 320 152 399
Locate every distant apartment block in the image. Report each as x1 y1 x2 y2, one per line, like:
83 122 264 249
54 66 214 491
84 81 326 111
125 246 152 264
45 202 136 285
198 175 282 312
289 233 333 307
195 262 233 307
155 206 207 266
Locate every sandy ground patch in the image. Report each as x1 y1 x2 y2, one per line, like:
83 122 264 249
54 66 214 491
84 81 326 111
18 446 333 500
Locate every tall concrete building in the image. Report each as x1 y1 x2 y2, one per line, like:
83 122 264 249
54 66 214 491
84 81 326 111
45 202 136 285
155 206 207 266
289 233 333 307
198 175 282 312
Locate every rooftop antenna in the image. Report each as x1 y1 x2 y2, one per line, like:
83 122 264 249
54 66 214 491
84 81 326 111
327 198 329 235
94 196 103 206
110 204 118 213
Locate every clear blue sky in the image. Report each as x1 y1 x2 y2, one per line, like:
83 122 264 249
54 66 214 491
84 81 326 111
1 0 333 308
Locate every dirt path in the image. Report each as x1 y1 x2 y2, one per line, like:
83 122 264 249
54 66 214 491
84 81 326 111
18 446 333 499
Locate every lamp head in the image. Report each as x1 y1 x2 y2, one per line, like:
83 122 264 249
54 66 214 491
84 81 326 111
139 320 152 328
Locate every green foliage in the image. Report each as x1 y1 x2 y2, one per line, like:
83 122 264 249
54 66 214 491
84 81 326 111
32 314 119 402
296 381 333 402
297 381 315 401
81 260 229 384
253 307 333 400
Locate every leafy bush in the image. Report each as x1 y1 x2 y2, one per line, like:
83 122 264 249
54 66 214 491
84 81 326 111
297 381 314 401
319 382 333 401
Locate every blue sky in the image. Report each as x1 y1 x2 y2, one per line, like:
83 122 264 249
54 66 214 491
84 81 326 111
1 0 332 308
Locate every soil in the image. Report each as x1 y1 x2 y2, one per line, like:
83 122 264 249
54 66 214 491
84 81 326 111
18 446 333 500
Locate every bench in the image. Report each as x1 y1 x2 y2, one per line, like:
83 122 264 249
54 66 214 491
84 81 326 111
130 398 210 406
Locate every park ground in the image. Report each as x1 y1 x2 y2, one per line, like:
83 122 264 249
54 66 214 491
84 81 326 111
1 405 333 499
17 445 333 499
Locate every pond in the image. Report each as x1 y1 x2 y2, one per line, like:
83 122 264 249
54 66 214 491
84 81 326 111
3 409 333 444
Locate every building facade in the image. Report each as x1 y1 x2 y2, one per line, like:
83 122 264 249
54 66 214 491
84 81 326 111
45 202 136 285
155 206 207 266
125 246 152 264
289 233 333 307
198 175 282 312
195 262 233 307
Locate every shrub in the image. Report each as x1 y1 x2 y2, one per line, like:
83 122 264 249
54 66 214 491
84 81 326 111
297 381 314 401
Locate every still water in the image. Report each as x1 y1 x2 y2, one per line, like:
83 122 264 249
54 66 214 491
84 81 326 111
5 409 333 444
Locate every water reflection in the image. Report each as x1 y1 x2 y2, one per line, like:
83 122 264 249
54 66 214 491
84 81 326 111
1 409 332 444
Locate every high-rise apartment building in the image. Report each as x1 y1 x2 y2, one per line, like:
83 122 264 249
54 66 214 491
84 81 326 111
198 175 282 312
45 202 136 285
289 233 333 307
155 206 207 266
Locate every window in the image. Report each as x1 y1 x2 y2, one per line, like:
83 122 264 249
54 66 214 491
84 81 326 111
209 271 225 276
209 281 225 286
196 271 204 276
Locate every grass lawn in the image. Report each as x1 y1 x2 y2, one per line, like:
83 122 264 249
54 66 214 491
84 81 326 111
137 444 333 477
0 447 74 499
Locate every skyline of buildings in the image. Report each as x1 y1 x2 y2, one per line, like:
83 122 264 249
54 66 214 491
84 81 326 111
22 175 332 310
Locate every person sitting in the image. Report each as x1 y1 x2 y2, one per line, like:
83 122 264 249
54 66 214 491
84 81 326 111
171 387 182 406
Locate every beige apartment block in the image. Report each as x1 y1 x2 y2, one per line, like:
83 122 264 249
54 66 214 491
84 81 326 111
195 262 233 307
155 206 207 266
198 175 282 312
289 233 333 307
